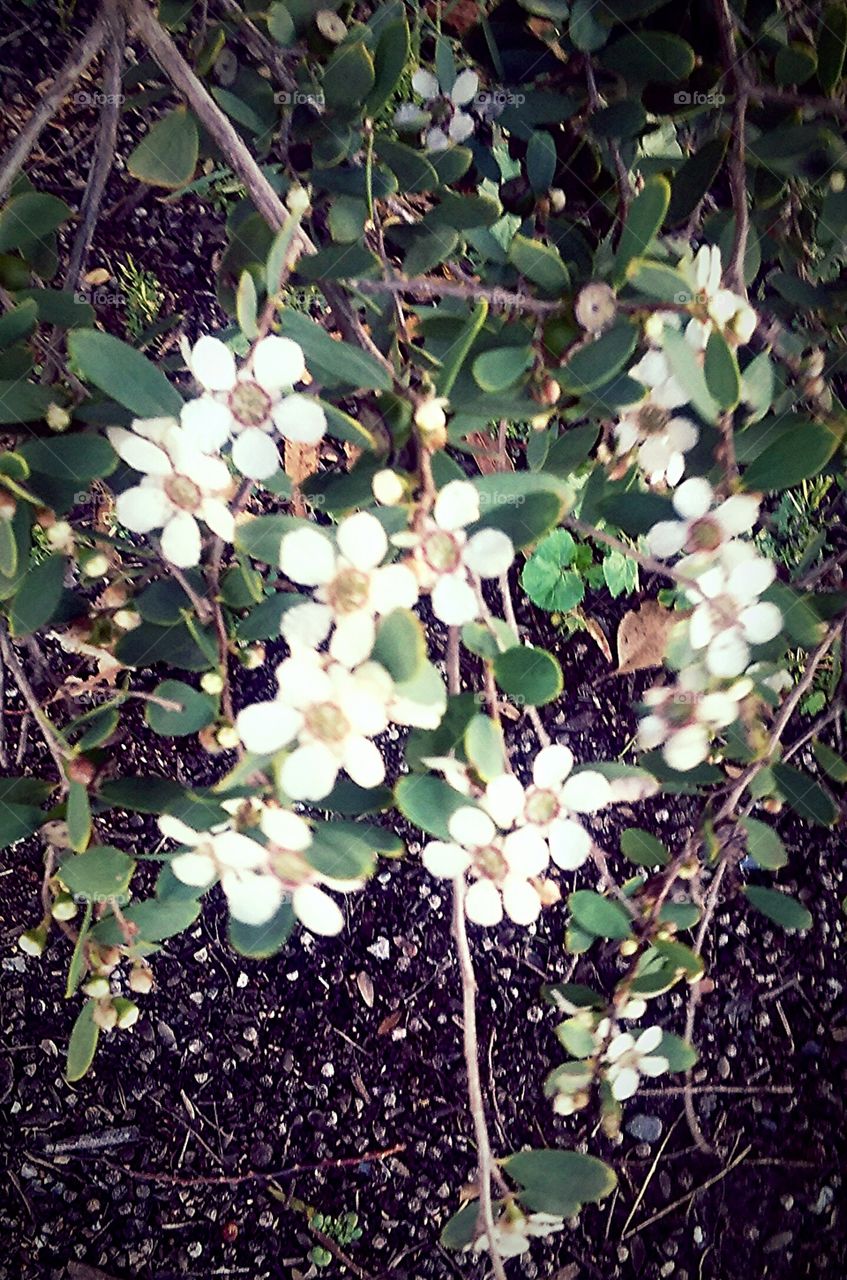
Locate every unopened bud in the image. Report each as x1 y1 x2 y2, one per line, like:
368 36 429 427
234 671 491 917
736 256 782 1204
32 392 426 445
45 520 74 553
46 403 71 432
536 878 561 907
537 377 560 407
286 185 311 216
18 926 47 957
92 945 121 972
549 188 566 213
372 468 405 507
92 1000 118 1031
66 757 96 786
414 397 448 439
732 304 757 344
619 938 639 956
52 893 78 922
242 644 266 670
199 725 225 754
82 552 110 578
83 976 111 999
100 582 128 609
216 725 241 750
575 282 617 333
113 997 140 1029
128 965 154 995
113 608 140 631
805 349 825 377
0 491 16 521
831 171 846 192
530 411 553 430
805 376 826 398
201 671 225 695
316 9 346 41
643 312 665 343
42 819 72 848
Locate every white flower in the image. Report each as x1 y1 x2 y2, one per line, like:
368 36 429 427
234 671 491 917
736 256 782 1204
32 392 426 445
422 805 546 927
181 333 325 480
107 419 234 567
684 542 783 677
647 477 759 561
160 814 283 926
639 669 753 770
692 244 757 343
470 1209 565 1258
395 65 479 150
604 1025 669 1100
616 353 699 487
394 480 513 625
279 511 419 666
260 805 357 936
482 744 612 872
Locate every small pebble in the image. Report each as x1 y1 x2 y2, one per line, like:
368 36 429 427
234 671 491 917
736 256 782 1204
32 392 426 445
626 1114 663 1144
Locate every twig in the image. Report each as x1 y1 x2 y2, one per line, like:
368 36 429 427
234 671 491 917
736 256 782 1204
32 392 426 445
346 274 564 315
63 12 125 290
0 9 108 203
712 0 749 292
100 1142 406 1186
622 1142 752 1239
0 623 71 783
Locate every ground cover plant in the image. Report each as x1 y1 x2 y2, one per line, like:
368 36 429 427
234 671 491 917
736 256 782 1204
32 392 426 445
1 0 846 1275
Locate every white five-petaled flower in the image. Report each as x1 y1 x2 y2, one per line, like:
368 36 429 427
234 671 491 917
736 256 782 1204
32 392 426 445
159 814 283 926
603 1025 669 1100
647 476 760 563
422 805 548 927
683 542 783 678
395 65 480 151
638 669 753 771
260 804 360 936
181 333 326 480
691 244 757 344
615 350 699 487
393 480 513 625
279 510 419 667
469 1209 565 1258
481 744 612 872
107 419 234 568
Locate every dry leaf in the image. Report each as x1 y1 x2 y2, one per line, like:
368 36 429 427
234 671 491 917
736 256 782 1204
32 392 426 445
467 430 513 476
285 440 318 517
83 267 110 286
616 600 678 674
377 1010 401 1036
579 611 612 663
356 971 374 1008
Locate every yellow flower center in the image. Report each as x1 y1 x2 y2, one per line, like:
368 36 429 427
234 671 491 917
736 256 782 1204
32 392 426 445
305 701 349 744
327 567 371 614
164 474 202 511
422 529 462 574
229 380 271 427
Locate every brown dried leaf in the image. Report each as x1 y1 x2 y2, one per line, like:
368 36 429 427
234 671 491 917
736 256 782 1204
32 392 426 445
466 430 513 476
616 600 677 674
356 971 374 1008
377 1010 401 1036
579 611 612 664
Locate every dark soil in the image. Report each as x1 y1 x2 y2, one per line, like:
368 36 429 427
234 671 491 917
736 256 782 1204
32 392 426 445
1 6 846 1280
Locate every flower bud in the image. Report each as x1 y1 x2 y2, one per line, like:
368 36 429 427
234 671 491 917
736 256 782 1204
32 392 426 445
575 282 617 333
99 581 128 609
0 491 16 521
414 397 449 446
82 552 110 578
113 608 140 631
113 997 140 1029
530 411 553 430
52 893 78 922
241 644 266 669
67 757 96 786
41 819 71 848
549 188 566 212
805 376 826 398
619 938 639 956
46 403 71 432
216 725 241 750
83 976 111 999
805 349 825 377
45 520 75 553
92 945 121 972
537 377 560 407
18 926 47 957
732 304 757 344
201 671 225 695
128 965 154 995
372 468 405 507
199 725 225 754
286 185 312 215
831 171 846 193
92 1000 118 1031
316 10 346 42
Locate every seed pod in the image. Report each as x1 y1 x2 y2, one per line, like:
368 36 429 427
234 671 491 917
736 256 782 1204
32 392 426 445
18 926 47 957
92 1000 118 1032
128 965 154 995
67 757 96 786
575 282 617 333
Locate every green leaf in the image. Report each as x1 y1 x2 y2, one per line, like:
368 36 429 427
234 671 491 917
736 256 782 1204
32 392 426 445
16 287 94 328
234 512 304 563
323 41 375 109
704 330 741 410
493 644 562 706
503 1148 617 1216
98 775 186 813
229 901 295 957
58 845 136 902
613 176 670 285
278 309 392 391
92 895 202 945
297 242 381 283
471 472 571 550
236 269 258 340
743 885 812 931
427 192 502 231
570 0 609 50
115 619 216 671
66 781 92 853
234 591 300 641
741 421 840 492
556 323 637 393
772 762 837 826
775 41 817 85
599 490 674 537
626 258 693 304
818 4 847 93
0 193 72 253
472 346 533 393
661 325 719 423
394 774 473 840
68 329 182 417
569 889 632 939
600 31 695 83
526 130 557 193
127 108 199 188
440 1202 481 1250
591 99 646 139
267 1 295 44
740 817 788 870
65 900 93 998
366 18 411 116
0 801 44 849
436 301 488 398
508 233 569 294
306 820 383 880
812 739 847 784
375 138 438 193
620 827 669 868
657 1031 698 1072
145 679 217 736
0 298 37 347
66 1002 99 1082
658 900 700 930
372 609 425 683
19 432 116 483
8 552 65 636
464 715 506 782
542 425 599 477
0 380 54 424
403 226 460 275
520 528 585 612
666 137 727 225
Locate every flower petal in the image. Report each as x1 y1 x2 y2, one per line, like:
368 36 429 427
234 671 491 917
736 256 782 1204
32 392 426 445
482 774 526 829
160 512 202 568
431 573 478 625
293 883 344 935
663 723 710 771
434 479 479 531
448 806 496 849
329 612 375 667
180 396 233 452
739 601 782 644
236 700 300 754
252 335 306 391
501 875 542 925
231 426 279 480
502 825 549 877
191 335 236 391
342 736 386 790
560 769 612 813
714 493 759 537
337 510 387 571
450 68 479 105
212 830 269 870
115 484 171 534
281 743 339 800
279 526 337 585
370 564 419 614
222 870 283 925
706 629 749 678
271 394 327 445
199 497 235 542
260 806 311 851
464 528 514 578
532 744 574 789
422 840 472 878
281 600 333 650
672 476 713 520
107 427 172 476
411 67 439 98
610 1066 639 1100
548 818 591 870
464 878 503 926
170 850 216 886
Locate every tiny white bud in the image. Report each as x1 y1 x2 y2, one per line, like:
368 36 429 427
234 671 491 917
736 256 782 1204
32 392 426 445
52 894 78 922
83 976 111 999
371 468 405 507
414 397 448 433
128 966 154 995
18 927 47 957
286 186 311 216
92 1000 118 1031
242 644 266 670
549 188 566 212
200 671 225 695
732 304 757 344
216 725 241 750
46 403 71 432
575 282 617 333
46 520 74 553
643 312 665 343
830 171 846 193
113 997 140 1029
83 553 110 578
113 608 140 631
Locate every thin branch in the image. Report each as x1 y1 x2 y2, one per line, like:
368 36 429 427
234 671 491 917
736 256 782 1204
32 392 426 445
0 9 109 203
346 275 565 315
0 624 71 784
712 0 749 292
749 83 847 120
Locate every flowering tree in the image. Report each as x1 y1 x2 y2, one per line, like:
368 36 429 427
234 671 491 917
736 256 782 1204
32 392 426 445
2 0 847 1271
